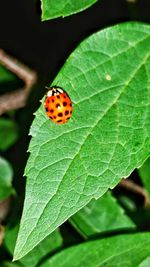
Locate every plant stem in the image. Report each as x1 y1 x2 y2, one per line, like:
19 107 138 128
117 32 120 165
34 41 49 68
119 178 150 208
0 49 37 115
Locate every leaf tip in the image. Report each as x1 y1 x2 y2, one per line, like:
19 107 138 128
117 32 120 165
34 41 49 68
12 252 20 262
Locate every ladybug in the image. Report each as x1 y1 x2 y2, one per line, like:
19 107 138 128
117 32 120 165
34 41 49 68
44 86 73 124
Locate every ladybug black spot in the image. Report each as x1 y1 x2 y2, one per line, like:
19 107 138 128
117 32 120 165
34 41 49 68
54 116 56 119
63 101 67 107
49 116 53 119
58 112 63 117
50 109 54 113
57 119 62 123
56 103 60 108
45 107 49 112
70 103 72 107
65 110 69 115
57 95 60 99
52 99 55 103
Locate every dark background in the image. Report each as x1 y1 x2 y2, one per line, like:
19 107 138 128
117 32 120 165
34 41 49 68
0 0 150 77
0 0 150 192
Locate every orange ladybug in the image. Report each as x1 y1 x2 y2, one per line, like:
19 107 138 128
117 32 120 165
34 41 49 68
44 86 73 124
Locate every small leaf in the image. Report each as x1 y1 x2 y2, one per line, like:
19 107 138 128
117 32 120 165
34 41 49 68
70 191 135 238
14 22 150 260
138 157 150 195
0 65 23 94
0 157 14 201
0 118 19 151
118 195 136 211
41 0 98 21
40 233 150 267
4 223 62 267
0 65 17 83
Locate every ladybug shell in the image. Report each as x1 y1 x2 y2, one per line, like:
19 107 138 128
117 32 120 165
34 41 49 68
44 86 72 124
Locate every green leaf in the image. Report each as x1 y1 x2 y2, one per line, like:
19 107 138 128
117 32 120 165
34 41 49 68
0 156 14 200
118 195 137 212
41 0 98 21
4 223 62 267
14 22 150 260
0 118 19 151
2 262 22 267
70 191 135 238
0 65 22 94
0 65 16 83
39 233 150 267
138 157 150 195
